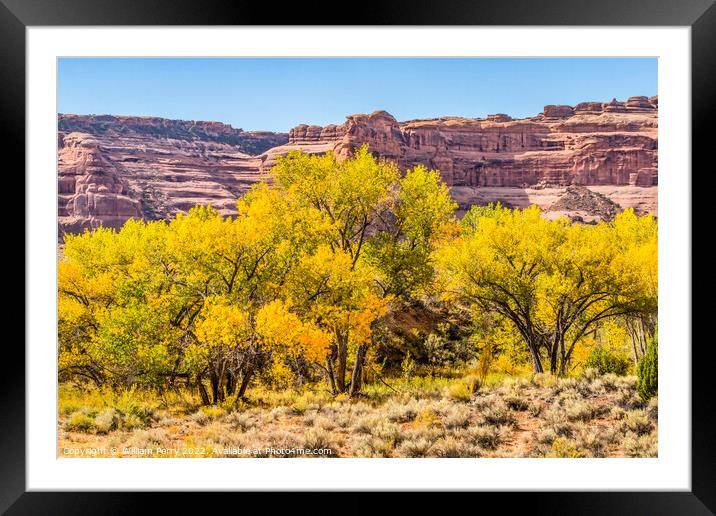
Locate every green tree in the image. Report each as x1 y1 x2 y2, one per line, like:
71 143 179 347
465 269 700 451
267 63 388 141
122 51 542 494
637 333 658 401
366 165 458 299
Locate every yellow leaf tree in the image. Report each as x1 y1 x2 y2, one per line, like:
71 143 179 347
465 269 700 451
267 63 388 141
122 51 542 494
437 204 657 375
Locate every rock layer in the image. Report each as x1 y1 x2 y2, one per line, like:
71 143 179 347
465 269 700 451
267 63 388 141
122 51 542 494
58 115 287 235
266 98 658 190
58 98 657 235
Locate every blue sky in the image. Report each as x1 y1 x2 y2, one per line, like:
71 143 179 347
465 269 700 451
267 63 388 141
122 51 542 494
58 58 657 132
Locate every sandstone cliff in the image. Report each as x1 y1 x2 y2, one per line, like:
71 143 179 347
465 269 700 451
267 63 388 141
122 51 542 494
58 115 287 235
58 98 657 235
263 96 658 189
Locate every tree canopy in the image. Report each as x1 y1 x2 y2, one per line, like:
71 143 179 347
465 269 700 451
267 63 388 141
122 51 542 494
58 147 657 401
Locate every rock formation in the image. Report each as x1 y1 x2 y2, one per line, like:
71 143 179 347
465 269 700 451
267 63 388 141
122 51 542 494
58 97 657 235
547 185 622 222
58 115 288 235
59 114 287 155
265 97 658 189
58 133 142 235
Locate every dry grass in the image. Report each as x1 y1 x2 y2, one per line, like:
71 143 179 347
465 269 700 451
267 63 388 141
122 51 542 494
58 374 657 458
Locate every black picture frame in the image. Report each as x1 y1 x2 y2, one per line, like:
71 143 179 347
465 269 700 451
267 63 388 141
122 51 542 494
4 0 712 513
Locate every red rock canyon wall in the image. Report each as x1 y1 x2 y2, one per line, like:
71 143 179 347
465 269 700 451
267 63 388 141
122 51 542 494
58 96 657 235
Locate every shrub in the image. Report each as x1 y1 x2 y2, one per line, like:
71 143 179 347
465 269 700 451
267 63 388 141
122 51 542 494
372 421 404 445
465 426 502 449
127 428 167 449
563 400 601 422
397 438 433 457
535 427 558 446
446 382 472 402
582 367 600 381
442 405 473 429
600 373 620 392
527 402 542 417
531 372 556 389
157 417 178 427
190 410 209 426
94 408 119 434
623 432 658 457
401 353 416 380
201 405 224 420
573 429 609 458
646 397 658 423
113 390 156 425
385 401 418 423
480 401 516 427
333 411 354 429
431 436 482 458
610 406 627 420
186 405 223 427
553 388 581 407
352 415 380 434
226 412 255 431
551 420 575 438
584 346 632 376
314 416 337 431
552 377 579 395
414 408 442 428
402 425 443 443
621 410 652 436
289 398 309 415
246 430 302 457
616 384 644 410
504 394 529 411
352 435 394 457
550 437 584 458
637 335 658 402
64 411 96 432
58 397 83 416
302 428 338 454
121 413 147 430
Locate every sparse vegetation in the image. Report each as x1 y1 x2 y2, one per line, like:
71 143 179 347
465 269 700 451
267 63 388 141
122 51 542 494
58 372 656 458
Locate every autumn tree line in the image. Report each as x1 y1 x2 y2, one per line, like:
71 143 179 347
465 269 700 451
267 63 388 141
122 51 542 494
58 147 658 404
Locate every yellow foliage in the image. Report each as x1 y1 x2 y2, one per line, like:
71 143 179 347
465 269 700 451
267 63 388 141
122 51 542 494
194 297 250 350
256 300 330 362
437 204 657 374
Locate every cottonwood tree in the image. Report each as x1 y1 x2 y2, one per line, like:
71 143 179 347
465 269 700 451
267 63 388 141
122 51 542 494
165 188 321 403
58 220 179 387
437 205 657 375
366 164 458 299
269 147 396 394
281 245 389 394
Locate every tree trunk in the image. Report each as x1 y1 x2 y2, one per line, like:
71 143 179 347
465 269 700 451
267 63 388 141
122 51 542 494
225 370 236 397
349 344 368 397
631 338 640 365
196 375 210 405
236 365 254 401
548 334 560 375
336 333 348 393
558 349 567 376
558 334 567 376
210 371 221 404
325 355 337 395
527 341 544 373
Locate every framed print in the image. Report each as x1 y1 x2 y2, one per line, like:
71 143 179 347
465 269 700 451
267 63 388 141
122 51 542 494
5 0 714 512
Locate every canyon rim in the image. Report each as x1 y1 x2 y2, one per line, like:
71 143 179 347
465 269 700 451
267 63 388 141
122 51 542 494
58 96 657 236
